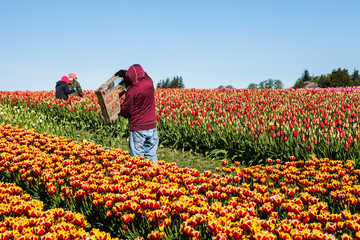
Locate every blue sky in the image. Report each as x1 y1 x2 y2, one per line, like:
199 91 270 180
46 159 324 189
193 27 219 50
1 1 359 91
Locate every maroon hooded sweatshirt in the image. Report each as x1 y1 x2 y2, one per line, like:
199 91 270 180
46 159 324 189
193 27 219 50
119 64 157 131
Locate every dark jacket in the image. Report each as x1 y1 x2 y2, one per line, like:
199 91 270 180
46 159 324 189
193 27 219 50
55 81 76 100
119 64 157 131
68 79 83 97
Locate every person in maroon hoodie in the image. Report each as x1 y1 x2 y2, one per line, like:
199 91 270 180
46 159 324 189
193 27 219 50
115 64 159 161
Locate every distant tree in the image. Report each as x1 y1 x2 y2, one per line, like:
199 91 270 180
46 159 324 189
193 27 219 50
259 81 265 89
248 83 258 89
299 68 360 88
264 79 274 89
312 76 321 85
157 78 170 88
157 76 184 88
329 68 351 87
317 74 331 88
170 78 178 88
248 78 284 89
274 79 284 89
263 78 283 89
176 76 185 88
303 69 311 82
218 85 234 88
351 69 360 86
293 78 306 88
293 69 313 88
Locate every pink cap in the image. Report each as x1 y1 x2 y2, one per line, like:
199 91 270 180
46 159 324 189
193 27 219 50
69 73 77 79
61 76 69 84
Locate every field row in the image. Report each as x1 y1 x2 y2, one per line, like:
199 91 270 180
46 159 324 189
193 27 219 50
0 123 360 239
1 88 360 165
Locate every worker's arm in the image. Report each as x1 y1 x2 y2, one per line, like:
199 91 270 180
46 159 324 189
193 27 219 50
119 90 133 118
64 85 76 95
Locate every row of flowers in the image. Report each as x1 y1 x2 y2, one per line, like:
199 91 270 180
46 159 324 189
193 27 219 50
0 181 121 240
155 88 360 164
1 123 360 239
1 88 360 165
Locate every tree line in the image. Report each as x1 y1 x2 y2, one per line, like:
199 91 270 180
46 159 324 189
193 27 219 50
293 68 360 88
247 78 284 89
155 67 360 89
157 76 185 88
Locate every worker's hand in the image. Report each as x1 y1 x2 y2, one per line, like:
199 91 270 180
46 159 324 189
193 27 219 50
115 69 127 78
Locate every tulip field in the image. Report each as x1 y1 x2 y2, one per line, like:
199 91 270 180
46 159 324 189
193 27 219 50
0 88 360 239
155 87 360 165
1 88 360 165
0 181 118 240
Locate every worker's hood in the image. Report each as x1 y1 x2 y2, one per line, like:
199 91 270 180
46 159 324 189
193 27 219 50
125 64 149 85
56 80 67 87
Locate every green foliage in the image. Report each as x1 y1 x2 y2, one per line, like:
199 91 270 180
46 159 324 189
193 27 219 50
248 78 284 89
219 85 234 89
293 69 313 88
329 68 351 87
157 76 185 88
299 68 360 89
316 74 331 88
247 83 258 89
273 79 284 89
303 69 311 82
293 79 306 88
351 69 360 86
